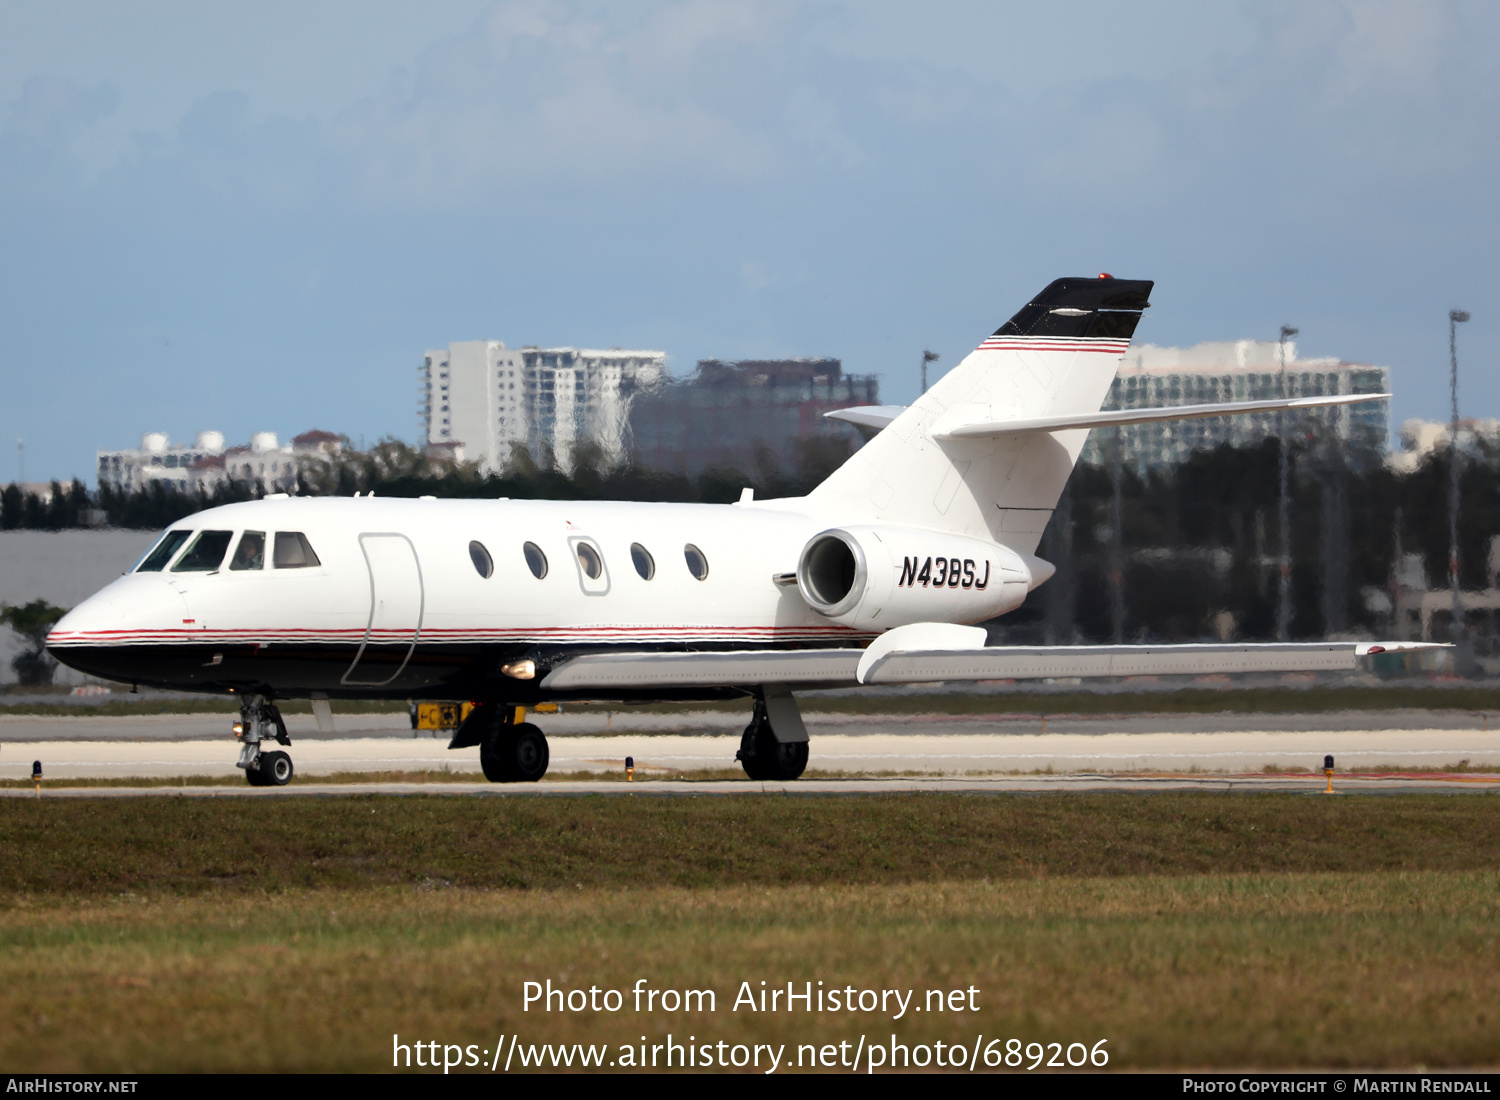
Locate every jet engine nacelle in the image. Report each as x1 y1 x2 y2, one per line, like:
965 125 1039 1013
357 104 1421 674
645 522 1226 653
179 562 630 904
795 526 1035 630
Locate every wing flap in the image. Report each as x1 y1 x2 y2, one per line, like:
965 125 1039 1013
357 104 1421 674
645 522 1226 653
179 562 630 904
540 648 863 690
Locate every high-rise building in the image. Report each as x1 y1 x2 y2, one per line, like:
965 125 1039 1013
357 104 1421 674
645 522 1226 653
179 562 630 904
1081 340 1391 469
419 341 666 474
629 358 879 475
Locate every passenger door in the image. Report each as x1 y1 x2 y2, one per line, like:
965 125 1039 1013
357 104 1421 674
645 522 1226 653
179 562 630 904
342 533 424 687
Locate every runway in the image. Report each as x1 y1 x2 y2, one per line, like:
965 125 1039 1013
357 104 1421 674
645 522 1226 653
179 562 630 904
5 706 1500 741
4 709 1500 784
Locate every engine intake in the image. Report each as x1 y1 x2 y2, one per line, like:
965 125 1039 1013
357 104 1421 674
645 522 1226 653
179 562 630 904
795 526 1044 630
798 531 866 617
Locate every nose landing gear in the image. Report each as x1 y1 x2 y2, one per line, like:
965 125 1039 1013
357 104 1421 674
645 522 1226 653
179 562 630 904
236 696 294 786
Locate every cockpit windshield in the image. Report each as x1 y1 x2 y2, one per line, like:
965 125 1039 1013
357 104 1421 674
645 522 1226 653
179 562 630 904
171 531 234 572
134 530 192 572
134 528 319 574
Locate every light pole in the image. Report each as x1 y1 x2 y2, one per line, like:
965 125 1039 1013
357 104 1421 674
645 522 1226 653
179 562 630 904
921 350 939 394
1449 308 1471 655
1109 428 1125 644
1276 324 1298 641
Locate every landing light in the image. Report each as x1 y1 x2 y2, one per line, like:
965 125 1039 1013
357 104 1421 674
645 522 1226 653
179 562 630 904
232 721 245 740
502 659 537 680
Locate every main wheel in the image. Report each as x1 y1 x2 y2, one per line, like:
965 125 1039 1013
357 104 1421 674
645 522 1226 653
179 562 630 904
258 750 294 786
480 722 550 783
737 723 808 781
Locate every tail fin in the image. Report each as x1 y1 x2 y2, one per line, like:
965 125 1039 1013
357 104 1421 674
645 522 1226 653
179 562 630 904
808 276 1152 554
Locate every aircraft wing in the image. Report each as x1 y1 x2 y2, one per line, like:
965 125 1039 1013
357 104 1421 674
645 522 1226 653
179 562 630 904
539 637 1440 691
854 641 1422 684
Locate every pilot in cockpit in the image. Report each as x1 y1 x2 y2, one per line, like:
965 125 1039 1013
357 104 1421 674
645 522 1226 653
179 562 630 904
230 531 266 571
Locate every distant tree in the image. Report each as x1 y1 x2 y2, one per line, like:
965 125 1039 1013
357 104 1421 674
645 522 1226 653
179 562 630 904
21 488 45 528
0 599 68 685
0 484 22 530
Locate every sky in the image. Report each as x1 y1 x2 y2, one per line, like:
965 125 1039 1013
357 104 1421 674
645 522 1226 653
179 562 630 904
3 0 1500 484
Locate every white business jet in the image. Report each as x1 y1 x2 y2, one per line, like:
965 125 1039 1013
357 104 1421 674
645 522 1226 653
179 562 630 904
47 276 1412 786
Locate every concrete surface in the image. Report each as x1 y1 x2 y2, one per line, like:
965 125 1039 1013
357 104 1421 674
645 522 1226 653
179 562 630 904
5 727 1500 781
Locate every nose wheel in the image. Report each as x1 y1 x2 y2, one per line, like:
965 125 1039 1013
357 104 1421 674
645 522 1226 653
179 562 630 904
247 749 294 786
236 697 294 786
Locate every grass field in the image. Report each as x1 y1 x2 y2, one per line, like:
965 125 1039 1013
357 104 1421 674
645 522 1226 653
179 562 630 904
3 793 1499 1072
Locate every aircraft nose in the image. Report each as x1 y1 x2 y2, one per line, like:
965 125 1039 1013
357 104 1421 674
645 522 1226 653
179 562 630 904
46 591 126 680
47 592 123 647
46 576 190 681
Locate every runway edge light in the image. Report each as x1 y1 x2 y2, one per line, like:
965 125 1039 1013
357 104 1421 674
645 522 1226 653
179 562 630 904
31 760 41 798
626 756 634 783
1324 754 1336 795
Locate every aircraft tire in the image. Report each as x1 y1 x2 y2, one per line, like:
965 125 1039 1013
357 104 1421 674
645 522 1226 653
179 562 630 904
480 723 550 783
479 740 513 782
244 762 269 787
737 723 769 780
737 725 808 781
764 739 808 781
260 750 294 786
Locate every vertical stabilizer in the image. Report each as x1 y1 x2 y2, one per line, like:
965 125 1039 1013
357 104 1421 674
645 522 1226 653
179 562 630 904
809 276 1152 554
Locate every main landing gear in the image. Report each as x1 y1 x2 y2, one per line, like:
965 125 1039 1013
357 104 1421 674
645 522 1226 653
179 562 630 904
236 695 294 787
737 693 809 781
481 721 549 783
449 703 550 783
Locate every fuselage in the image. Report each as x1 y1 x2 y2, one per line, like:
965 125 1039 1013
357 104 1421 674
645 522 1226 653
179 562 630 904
47 493 883 702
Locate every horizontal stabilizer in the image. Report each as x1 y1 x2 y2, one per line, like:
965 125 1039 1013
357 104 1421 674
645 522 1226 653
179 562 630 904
824 405 908 431
931 393 1390 441
538 639 1440 692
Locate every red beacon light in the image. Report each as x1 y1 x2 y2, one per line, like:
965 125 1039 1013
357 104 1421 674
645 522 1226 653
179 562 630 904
1098 272 1113 279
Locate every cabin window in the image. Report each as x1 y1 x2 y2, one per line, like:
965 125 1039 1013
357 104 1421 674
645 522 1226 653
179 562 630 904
576 542 604 580
230 531 265 571
135 530 192 572
630 543 655 580
469 540 494 579
273 531 321 569
684 544 709 581
172 531 234 572
523 541 548 579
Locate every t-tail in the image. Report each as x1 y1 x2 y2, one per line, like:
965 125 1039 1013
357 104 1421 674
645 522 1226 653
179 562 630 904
810 275 1154 555
811 274 1386 558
